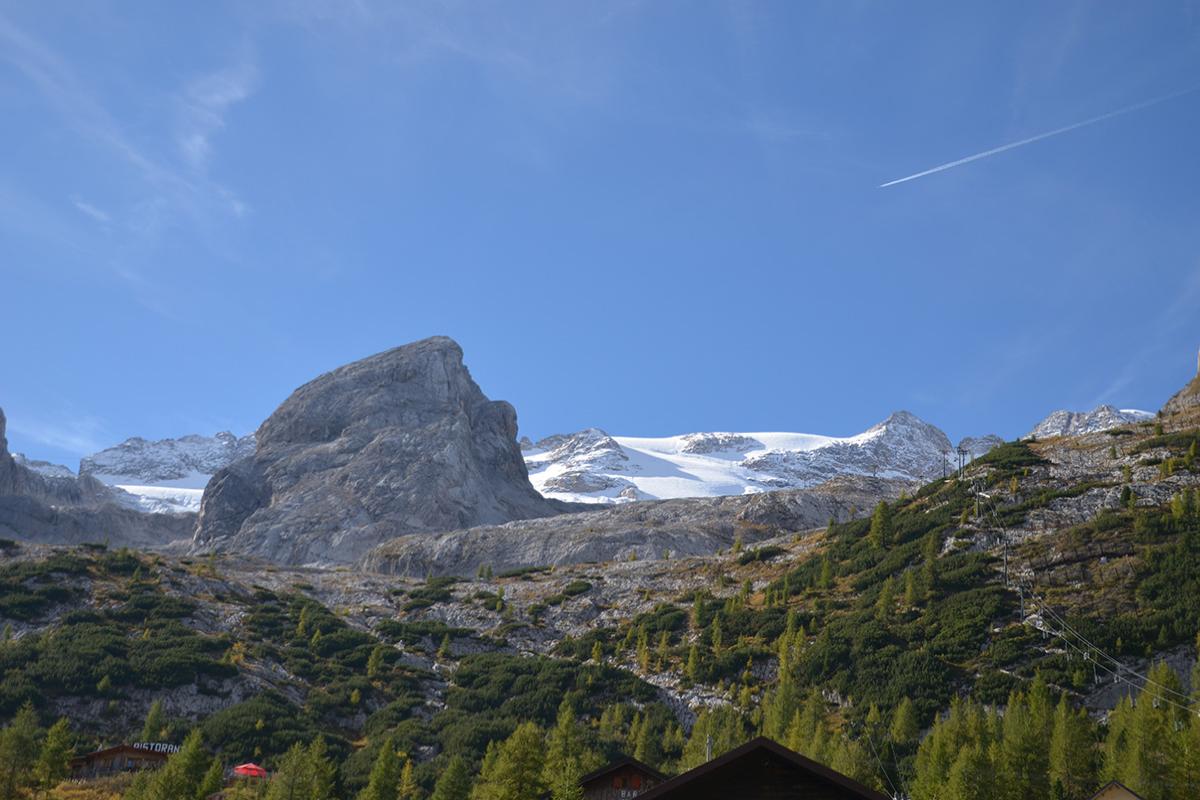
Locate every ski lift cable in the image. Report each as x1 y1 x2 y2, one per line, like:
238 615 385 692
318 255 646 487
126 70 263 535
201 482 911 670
861 724 902 800
975 494 1196 708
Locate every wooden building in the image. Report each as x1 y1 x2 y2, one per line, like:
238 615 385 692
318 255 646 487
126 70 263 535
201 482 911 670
68 744 173 778
1088 782 1146 800
635 737 889 800
579 755 667 799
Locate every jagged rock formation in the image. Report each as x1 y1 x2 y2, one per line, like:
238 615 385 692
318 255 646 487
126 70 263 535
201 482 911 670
1028 405 1153 439
523 411 954 504
362 474 911 577
0 408 194 547
193 337 568 565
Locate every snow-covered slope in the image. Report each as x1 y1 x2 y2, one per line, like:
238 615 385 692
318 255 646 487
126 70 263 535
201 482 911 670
523 411 959 504
79 432 255 514
1028 406 1154 439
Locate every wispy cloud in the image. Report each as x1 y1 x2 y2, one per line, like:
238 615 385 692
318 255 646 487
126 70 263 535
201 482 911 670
176 58 259 171
71 196 110 223
1090 266 1200 406
9 414 109 457
0 12 254 220
880 85 1199 188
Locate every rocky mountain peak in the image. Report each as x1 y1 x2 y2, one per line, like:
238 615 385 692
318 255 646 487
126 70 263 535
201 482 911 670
193 336 566 565
1028 405 1153 439
80 431 256 486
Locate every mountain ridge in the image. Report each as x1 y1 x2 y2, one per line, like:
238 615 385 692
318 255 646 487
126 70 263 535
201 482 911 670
522 411 995 504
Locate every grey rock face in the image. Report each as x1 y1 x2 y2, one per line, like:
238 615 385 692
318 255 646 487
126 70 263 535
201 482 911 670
1028 405 1153 439
193 336 566 565
0 407 194 548
362 474 911 577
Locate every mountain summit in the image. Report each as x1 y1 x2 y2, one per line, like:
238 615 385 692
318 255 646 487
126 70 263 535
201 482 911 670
192 336 565 565
1027 405 1153 439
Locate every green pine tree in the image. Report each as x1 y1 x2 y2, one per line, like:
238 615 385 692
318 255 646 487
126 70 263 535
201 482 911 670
431 756 473 800
367 645 387 678
267 743 312 800
543 702 599 800
141 699 168 742
889 697 919 747
308 737 336 800
869 501 892 549
398 759 420 800
946 743 995 800
470 722 546 800
33 718 72 794
198 759 225 800
358 737 402 800
1049 696 1097 800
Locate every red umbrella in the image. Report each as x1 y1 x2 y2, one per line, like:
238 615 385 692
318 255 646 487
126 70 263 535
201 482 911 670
233 763 268 779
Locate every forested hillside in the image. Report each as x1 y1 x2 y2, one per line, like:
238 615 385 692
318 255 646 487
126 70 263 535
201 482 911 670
3 399 1200 799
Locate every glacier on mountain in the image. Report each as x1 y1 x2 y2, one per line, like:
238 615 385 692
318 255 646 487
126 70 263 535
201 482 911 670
523 411 971 504
79 431 255 514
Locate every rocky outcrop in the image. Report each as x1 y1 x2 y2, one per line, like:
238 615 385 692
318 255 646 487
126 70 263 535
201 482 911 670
361 474 911 577
193 337 568 565
1028 405 1153 439
0 408 195 548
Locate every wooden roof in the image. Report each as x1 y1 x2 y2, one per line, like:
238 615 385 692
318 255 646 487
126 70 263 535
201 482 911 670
636 737 890 800
580 754 668 787
69 744 171 764
1089 781 1147 800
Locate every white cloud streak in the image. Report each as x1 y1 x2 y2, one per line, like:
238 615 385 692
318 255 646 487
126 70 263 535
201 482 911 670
9 414 109 457
177 59 259 171
0 12 254 218
71 196 110 223
880 85 1199 188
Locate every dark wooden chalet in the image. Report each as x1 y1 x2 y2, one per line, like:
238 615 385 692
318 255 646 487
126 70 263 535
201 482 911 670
635 737 890 800
68 744 172 778
579 755 667 799
1088 782 1146 800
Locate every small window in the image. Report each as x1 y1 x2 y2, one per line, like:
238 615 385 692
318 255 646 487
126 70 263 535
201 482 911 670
612 776 624 789
630 775 642 789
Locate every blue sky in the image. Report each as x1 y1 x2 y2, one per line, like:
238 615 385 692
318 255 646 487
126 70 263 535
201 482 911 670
3 1 1199 467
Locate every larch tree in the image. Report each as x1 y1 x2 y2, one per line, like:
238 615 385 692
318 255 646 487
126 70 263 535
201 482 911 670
0 703 39 800
889 697 919 747
430 756 473 800
869 502 892 549
141 699 169 742
33 718 73 795
266 742 313 800
470 722 546 800
358 737 402 800
1048 696 1096 800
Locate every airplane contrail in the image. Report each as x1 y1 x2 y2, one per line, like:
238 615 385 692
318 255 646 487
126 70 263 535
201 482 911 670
879 86 1199 188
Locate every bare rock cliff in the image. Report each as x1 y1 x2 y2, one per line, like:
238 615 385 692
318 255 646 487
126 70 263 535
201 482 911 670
193 336 567 565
